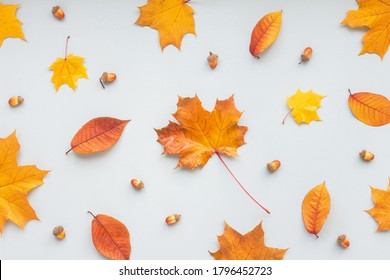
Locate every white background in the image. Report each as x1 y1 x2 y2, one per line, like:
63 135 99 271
0 0 389 260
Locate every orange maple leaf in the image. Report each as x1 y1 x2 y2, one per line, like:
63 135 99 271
342 0 390 58
210 221 288 260
365 179 390 231
0 132 49 234
135 0 196 50
155 95 247 169
0 3 26 47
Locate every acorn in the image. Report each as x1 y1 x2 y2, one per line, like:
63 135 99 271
100 72 117 89
165 214 181 225
207 52 218 69
131 178 144 190
359 150 374 161
8 96 24 107
267 160 281 173
337 234 350 248
299 47 312 64
53 226 66 240
52 6 65 20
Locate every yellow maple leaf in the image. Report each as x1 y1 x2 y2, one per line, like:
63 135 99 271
209 221 288 260
365 179 390 231
283 89 325 125
49 36 88 92
0 3 26 47
135 0 196 50
0 131 49 234
342 0 390 58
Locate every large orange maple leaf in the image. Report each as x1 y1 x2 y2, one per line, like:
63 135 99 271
135 0 196 50
0 132 49 234
155 95 247 169
342 0 390 58
365 179 390 231
210 221 288 260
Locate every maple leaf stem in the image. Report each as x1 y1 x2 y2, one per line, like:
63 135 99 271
183 0 191 3
65 36 70 58
282 108 294 124
100 78 106 89
215 152 270 214
87 210 96 218
65 147 73 155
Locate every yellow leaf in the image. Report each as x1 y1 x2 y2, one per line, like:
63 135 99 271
249 11 282 57
342 0 390 58
135 0 196 50
0 132 49 234
49 37 88 92
365 178 390 231
0 3 26 47
302 182 331 237
209 221 287 260
284 89 325 125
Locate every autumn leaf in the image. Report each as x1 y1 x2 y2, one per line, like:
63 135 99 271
348 90 390 126
249 11 282 57
0 3 26 47
209 221 287 260
88 211 131 260
66 117 130 155
135 0 196 50
342 0 390 58
0 131 49 234
302 182 331 237
365 179 390 231
156 95 269 213
49 36 88 92
283 89 325 125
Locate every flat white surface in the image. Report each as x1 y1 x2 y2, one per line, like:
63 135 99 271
0 0 389 260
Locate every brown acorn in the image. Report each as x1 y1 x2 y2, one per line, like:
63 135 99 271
52 6 65 20
8 96 24 107
100 72 117 89
299 47 312 64
267 160 281 173
359 150 374 161
207 52 218 69
53 226 66 240
131 178 144 190
337 234 350 248
165 214 181 225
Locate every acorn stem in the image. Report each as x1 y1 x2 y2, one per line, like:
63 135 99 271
65 36 70 58
282 108 294 124
216 152 270 214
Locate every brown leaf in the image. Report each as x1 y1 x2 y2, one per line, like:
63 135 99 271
302 182 331 237
209 221 287 260
66 117 130 155
89 212 131 260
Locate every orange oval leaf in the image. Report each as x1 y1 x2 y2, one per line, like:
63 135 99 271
348 91 390 126
66 117 130 154
249 11 282 57
302 182 330 237
89 212 131 260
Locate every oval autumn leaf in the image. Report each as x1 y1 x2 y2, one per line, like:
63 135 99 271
348 90 390 126
89 212 131 260
249 11 282 58
302 182 330 237
66 117 130 154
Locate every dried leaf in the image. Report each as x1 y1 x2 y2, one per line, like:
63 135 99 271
0 131 49 234
155 95 247 169
249 11 282 57
66 117 130 155
284 89 325 125
135 0 196 50
89 212 131 260
209 221 287 260
302 182 331 237
342 0 390 58
0 4 26 47
348 90 390 126
365 179 390 231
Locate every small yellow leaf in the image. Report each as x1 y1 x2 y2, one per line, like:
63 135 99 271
284 89 325 125
302 182 331 237
0 4 26 47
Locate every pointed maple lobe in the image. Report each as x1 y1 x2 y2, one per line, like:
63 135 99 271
0 3 26 47
0 132 49 234
210 221 287 260
155 95 247 169
135 0 196 50
365 179 390 231
342 0 390 58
